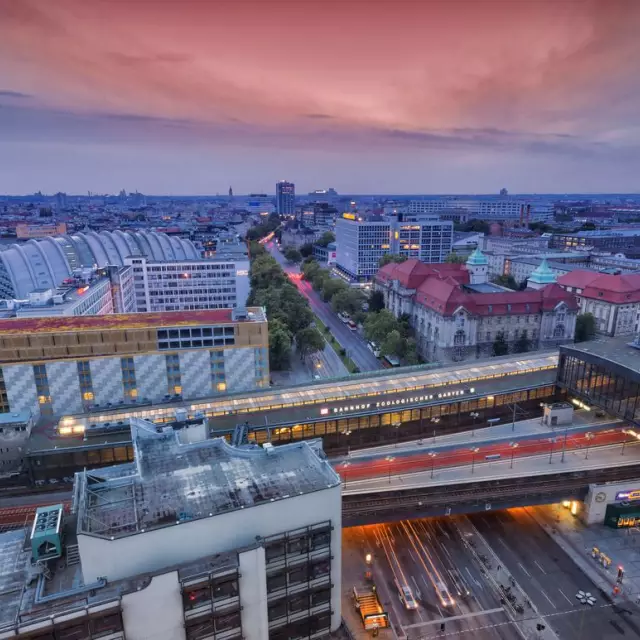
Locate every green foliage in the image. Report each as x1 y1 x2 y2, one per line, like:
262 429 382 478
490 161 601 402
454 219 490 234
513 330 531 354
492 274 519 290
492 331 509 357
364 309 399 345
321 277 347 302
403 338 419 365
250 254 286 290
283 246 302 263
301 259 321 281
575 313 596 342
379 253 408 267
245 213 281 241
331 287 365 315
316 231 336 247
248 241 267 258
381 330 404 358
250 283 313 334
295 327 325 359
268 319 293 371
445 253 467 264
299 243 314 258
579 222 597 231
368 289 385 313
528 222 554 234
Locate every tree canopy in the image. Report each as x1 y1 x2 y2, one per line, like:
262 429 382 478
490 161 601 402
492 274 519 290
368 289 385 313
445 253 467 264
316 231 335 247
283 246 302 263
379 253 408 267
492 331 509 356
575 313 596 342
295 327 325 360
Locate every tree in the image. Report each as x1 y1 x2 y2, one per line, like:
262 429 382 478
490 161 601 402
299 243 314 258
368 289 385 313
445 253 467 264
579 222 597 231
321 277 348 302
364 310 400 345
312 270 329 291
492 331 509 357
455 219 490 234
513 330 531 353
331 288 365 315
302 259 321 281
250 255 286 290
316 231 336 247
381 330 404 358
575 313 596 342
492 274 519 290
283 246 302 263
268 319 293 371
403 338 419 365
379 254 407 267
295 327 325 360
248 241 266 258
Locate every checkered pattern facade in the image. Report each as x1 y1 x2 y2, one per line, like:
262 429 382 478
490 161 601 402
2 364 39 414
134 355 169 402
90 358 125 406
179 350 212 399
47 362 83 415
224 347 257 392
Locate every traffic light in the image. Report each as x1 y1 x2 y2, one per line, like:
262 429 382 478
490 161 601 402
618 566 625 583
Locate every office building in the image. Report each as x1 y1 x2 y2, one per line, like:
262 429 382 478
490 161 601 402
375 250 577 363
0 230 200 300
0 410 34 474
313 242 337 266
550 229 640 257
126 252 250 312
335 214 453 281
0 307 269 418
0 419 341 640
408 198 554 224
15 222 67 240
557 270 640 336
276 181 296 216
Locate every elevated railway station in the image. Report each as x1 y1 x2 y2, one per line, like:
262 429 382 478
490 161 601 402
26 353 559 480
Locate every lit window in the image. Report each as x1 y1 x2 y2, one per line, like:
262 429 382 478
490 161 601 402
83 391 94 401
217 382 227 392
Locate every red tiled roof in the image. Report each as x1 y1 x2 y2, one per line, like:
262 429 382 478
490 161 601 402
376 260 468 289
0 309 255 335
558 271 640 303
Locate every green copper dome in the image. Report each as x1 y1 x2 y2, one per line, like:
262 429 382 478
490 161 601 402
529 258 556 284
466 247 488 266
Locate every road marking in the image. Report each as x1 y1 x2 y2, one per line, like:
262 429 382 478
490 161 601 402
517 562 532 578
533 560 547 575
558 588 573 606
403 607 505 629
540 589 557 609
465 567 482 589
409 547 418 564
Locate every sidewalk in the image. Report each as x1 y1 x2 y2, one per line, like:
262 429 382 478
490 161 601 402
455 516 559 640
346 412 621 462
527 505 640 604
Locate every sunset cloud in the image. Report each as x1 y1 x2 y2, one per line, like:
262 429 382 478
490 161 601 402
1 0 639 193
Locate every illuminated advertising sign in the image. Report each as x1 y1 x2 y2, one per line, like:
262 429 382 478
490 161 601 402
615 489 640 502
342 213 356 220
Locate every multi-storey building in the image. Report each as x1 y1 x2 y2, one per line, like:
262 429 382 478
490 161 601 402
335 215 453 281
375 250 577 363
276 181 296 215
0 308 269 418
0 410 34 475
408 198 554 223
15 222 67 239
0 230 200 299
557 270 640 336
0 418 341 640
550 229 640 256
126 253 250 312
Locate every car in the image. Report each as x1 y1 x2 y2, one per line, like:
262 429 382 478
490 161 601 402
347 320 357 331
368 341 381 357
435 581 455 607
395 580 419 610
338 312 350 324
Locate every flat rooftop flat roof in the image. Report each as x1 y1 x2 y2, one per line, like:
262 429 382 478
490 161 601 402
561 337 640 376
0 307 265 334
77 419 339 539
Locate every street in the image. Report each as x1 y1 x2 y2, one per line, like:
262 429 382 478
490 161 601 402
265 241 383 373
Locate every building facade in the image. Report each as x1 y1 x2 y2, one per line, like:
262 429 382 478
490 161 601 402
126 254 250 312
15 222 68 240
557 270 640 336
0 230 200 299
0 308 269 418
0 410 34 475
0 420 341 640
550 229 640 256
375 250 578 364
408 198 554 223
276 181 296 216
335 215 453 281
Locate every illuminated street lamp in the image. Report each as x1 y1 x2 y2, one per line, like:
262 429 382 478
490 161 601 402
585 432 595 459
341 461 350 487
431 416 440 444
385 456 395 483
429 451 437 478
548 437 556 464
470 447 480 474
393 421 401 447
341 429 352 455
509 442 519 469
470 412 480 437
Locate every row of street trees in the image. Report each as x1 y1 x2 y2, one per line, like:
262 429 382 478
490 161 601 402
245 212 281 242
247 246 324 371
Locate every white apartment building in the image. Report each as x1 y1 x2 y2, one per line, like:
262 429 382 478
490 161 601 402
335 215 453 281
0 419 342 640
127 254 250 312
409 198 554 223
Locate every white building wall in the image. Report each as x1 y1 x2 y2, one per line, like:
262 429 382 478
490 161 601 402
224 347 257 392
78 484 342 589
47 361 83 415
179 350 212 399
121 570 186 640
134 354 169 402
3 364 39 414
581 481 640 525
90 357 125 405
238 546 269 640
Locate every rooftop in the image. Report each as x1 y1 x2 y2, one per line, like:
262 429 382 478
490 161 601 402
561 337 640 377
0 307 266 335
76 419 339 539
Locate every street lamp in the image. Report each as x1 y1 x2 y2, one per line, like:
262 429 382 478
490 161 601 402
585 432 594 459
385 456 395 483
509 442 519 469
470 447 480 474
560 427 569 463
431 417 440 444
470 412 480 437
549 437 556 464
341 429 352 455
393 421 401 447
341 461 350 487
429 451 437 478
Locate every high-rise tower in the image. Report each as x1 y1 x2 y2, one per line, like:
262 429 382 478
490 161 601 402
276 180 295 215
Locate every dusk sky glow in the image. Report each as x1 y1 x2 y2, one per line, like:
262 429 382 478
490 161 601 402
1 0 640 194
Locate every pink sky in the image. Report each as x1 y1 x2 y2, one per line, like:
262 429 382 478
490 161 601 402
1 0 639 194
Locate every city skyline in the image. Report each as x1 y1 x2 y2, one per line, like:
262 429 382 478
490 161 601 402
1 0 640 194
